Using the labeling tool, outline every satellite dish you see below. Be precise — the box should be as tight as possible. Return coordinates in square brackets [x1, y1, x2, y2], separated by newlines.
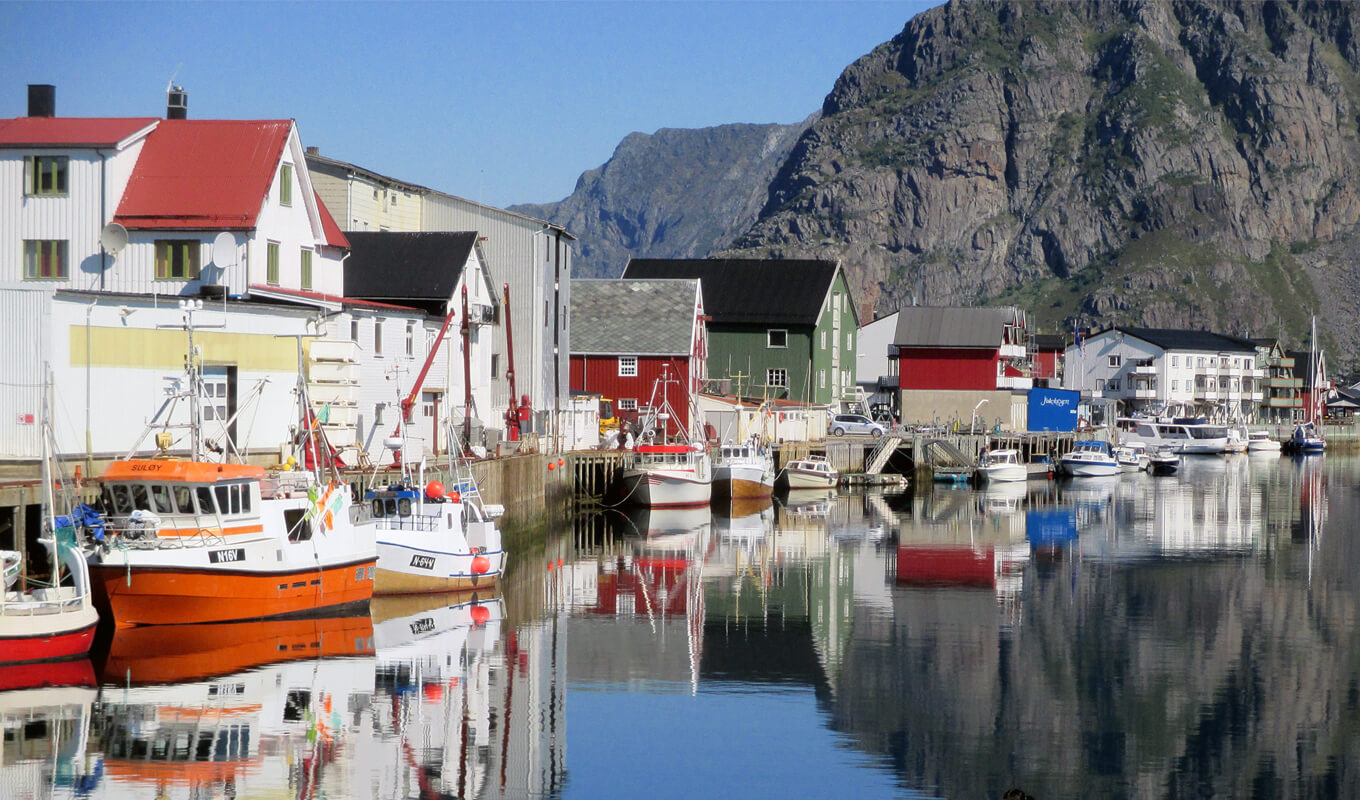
[211, 232, 236, 267]
[100, 222, 128, 255]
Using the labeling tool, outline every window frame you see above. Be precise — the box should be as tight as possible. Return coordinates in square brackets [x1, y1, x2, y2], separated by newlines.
[618, 356, 638, 377]
[279, 163, 293, 206]
[374, 318, 384, 355]
[767, 368, 788, 388]
[618, 398, 638, 411]
[154, 239, 201, 280]
[266, 241, 280, 285]
[22, 239, 68, 280]
[24, 155, 68, 196]
[767, 329, 788, 349]
[299, 248, 312, 290]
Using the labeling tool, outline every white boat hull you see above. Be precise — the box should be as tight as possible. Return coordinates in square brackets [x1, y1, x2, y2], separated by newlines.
[978, 463, 1027, 483]
[618, 469, 713, 507]
[784, 469, 838, 489]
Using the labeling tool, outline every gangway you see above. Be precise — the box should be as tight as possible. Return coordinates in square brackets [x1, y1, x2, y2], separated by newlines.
[924, 438, 975, 482]
[865, 435, 903, 474]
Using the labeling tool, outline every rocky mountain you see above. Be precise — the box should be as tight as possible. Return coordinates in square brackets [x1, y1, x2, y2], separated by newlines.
[510, 120, 811, 279]
[723, 0, 1360, 369]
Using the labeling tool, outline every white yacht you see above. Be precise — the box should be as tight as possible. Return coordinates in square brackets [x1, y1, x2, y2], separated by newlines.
[1060, 441, 1120, 477]
[1246, 430, 1281, 453]
[1117, 417, 1229, 455]
[976, 449, 1027, 483]
[1114, 443, 1149, 472]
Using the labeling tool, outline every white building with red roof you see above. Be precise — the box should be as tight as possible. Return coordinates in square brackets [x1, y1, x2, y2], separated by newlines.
[0, 85, 431, 464]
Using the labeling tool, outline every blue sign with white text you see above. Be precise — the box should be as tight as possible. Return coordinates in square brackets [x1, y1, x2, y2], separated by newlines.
[1027, 387, 1079, 432]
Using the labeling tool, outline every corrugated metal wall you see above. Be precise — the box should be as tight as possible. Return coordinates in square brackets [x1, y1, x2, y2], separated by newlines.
[0, 287, 52, 459]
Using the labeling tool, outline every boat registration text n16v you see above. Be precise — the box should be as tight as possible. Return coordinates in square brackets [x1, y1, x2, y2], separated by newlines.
[209, 548, 247, 564]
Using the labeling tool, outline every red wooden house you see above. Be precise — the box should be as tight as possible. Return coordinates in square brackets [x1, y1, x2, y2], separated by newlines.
[569, 279, 706, 439]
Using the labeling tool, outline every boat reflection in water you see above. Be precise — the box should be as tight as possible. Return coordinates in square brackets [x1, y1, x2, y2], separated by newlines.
[1, 680, 102, 798]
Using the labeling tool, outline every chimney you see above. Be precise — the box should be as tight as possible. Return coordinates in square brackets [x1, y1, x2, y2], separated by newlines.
[167, 85, 188, 119]
[27, 84, 55, 117]
[306, 146, 319, 156]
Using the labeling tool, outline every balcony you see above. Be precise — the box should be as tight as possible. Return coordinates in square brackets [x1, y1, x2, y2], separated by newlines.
[1267, 377, 1302, 388]
[1134, 388, 1158, 399]
[1131, 363, 1158, 376]
[999, 343, 1027, 359]
[997, 375, 1033, 390]
[1194, 388, 1220, 401]
[1265, 396, 1302, 408]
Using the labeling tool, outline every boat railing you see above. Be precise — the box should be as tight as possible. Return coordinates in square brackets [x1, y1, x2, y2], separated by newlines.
[371, 512, 444, 532]
[1, 589, 88, 616]
[100, 516, 229, 550]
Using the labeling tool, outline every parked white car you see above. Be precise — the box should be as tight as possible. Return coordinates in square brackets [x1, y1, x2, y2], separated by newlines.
[829, 414, 885, 437]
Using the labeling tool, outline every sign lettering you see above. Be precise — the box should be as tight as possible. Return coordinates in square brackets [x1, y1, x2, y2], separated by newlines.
[1039, 396, 1072, 408]
[209, 547, 247, 564]
[409, 617, 436, 634]
[410, 554, 436, 570]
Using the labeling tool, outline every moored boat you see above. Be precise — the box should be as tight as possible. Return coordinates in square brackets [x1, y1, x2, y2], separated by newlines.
[1114, 443, 1149, 472]
[976, 449, 1026, 483]
[780, 455, 839, 489]
[617, 444, 714, 507]
[370, 479, 505, 594]
[712, 436, 775, 500]
[1246, 430, 1282, 453]
[1060, 441, 1119, 477]
[1117, 416, 1229, 454]
[1289, 421, 1326, 453]
[1149, 445, 1181, 474]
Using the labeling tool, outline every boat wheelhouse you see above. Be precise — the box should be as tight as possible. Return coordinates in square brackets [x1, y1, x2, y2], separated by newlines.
[89, 460, 376, 626]
[1116, 417, 1228, 454]
[368, 480, 505, 594]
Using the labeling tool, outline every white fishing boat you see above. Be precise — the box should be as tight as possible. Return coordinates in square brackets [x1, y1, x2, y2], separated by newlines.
[712, 436, 775, 499]
[780, 455, 839, 489]
[1114, 443, 1149, 472]
[369, 422, 506, 595]
[1060, 441, 1120, 477]
[1246, 430, 1282, 453]
[1149, 445, 1180, 474]
[86, 301, 376, 626]
[2, 378, 100, 665]
[616, 369, 713, 507]
[976, 449, 1027, 483]
[1117, 416, 1229, 454]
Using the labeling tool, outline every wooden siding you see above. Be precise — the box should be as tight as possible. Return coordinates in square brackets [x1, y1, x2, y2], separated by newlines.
[897, 348, 1001, 391]
[570, 354, 694, 436]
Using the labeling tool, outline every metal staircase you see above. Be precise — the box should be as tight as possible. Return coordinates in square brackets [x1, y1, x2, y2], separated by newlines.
[865, 435, 903, 475]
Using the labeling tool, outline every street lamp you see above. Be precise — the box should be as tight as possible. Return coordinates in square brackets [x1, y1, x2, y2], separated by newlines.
[971, 398, 989, 434]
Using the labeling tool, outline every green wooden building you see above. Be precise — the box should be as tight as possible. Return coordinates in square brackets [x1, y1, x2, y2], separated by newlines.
[622, 258, 860, 406]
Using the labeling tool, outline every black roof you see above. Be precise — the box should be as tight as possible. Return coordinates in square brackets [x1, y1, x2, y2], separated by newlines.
[344, 232, 479, 305]
[1109, 327, 1258, 353]
[622, 258, 839, 326]
[1032, 334, 1066, 350]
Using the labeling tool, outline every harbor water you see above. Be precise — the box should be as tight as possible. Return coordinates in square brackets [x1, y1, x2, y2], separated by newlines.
[5, 454, 1359, 799]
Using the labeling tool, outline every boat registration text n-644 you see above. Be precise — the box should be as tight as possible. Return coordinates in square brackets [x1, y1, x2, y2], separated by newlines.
[209, 548, 247, 564]
[410, 555, 436, 570]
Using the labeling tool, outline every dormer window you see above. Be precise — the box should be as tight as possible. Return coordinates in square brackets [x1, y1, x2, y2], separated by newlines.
[24, 156, 68, 196]
[279, 164, 293, 206]
[155, 240, 200, 280]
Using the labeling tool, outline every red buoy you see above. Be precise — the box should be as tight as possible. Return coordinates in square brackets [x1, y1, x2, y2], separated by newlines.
[449, 491, 461, 503]
[470, 604, 491, 625]
[425, 480, 445, 499]
[471, 555, 491, 574]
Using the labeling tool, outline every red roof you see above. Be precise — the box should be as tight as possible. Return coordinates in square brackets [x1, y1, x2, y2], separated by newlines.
[248, 285, 421, 312]
[0, 117, 158, 147]
[314, 190, 349, 248]
[115, 120, 291, 230]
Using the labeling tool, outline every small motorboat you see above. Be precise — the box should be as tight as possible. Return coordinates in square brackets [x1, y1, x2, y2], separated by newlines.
[1149, 445, 1180, 474]
[1114, 443, 1149, 472]
[1289, 422, 1325, 453]
[976, 449, 1027, 483]
[1060, 441, 1119, 477]
[780, 456, 839, 489]
[1246, 430, 1281, 453]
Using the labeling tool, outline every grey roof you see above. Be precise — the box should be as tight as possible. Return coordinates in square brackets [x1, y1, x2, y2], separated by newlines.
[1113, 327, 1258, 353]
[570, 279, 699, 355]
[892, 306, 1024, 348]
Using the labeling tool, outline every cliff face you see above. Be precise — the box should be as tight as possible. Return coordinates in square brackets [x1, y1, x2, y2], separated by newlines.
[511, 120, 810, 279]
[723, 0, 1360, 366]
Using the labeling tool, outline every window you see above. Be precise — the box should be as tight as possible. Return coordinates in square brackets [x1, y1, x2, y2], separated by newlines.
[1172, 380, 1179, 391]
[279, 164, 293, 206]
[821, 331, 827, 350]
[1108, 355, 1122, 368]
[266, 242, 280, 285]
[767, 368, 788, 388]
[491, 353, 499, 378]
[1197, 357, 1206, 368]
[405, 321, 415, 357]
[819, 370, 826, 389]
[374, 318, 384, 355]
[300, 249, 312, 290]
[155, 240, 200, 280]
[375, 404, 385, 425]
[768, 329, 788, 349]
[619, 398, 637, 411]
[1108, 379, 1121, 391]
[24, 155, 68, 195]
[23, 239, 67, 279]
[350, 318, 360, 342]
[1171, 355, 1178, 367]
[618, 356, 637, 377]
[1095, 379, 1105, 392]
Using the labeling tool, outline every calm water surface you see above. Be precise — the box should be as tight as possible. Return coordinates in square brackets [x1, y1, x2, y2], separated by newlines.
[6, 454, 1360, 799]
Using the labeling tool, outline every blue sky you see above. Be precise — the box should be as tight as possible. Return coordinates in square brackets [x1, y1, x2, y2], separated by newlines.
[2, 1, 935, 209]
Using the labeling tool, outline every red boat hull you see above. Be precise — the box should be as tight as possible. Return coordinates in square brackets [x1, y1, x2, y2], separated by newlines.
[0, 620, 99, 665]
[0, 658, 96, 691]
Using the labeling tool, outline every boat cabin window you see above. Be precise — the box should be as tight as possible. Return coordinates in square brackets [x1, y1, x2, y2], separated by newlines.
[213, 483, 254, 517]
[197, 487, 216, 515]
[1136, 424, 1155, 436]
[371, 497, 412, 518]
[109, 484, 132, 515]
[173, 485, 195, 514]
